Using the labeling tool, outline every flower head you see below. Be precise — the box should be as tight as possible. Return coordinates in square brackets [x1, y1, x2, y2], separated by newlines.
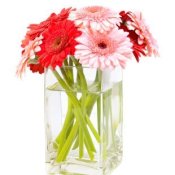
[120, 11, 159, 60]
[38, 20, 81, 68]
[69, 6, 121, 33]
[75, 29, 133, 69]
[130, 12, 159, 57]
[119, 11, 147, 61]
[17, 35, 43, 77]
[22, 8, 73, 48]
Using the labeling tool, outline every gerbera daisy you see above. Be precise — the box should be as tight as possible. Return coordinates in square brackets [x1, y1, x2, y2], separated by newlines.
[17, 35, 43, 77]
[38, 20, 81, 68]
[69, 6, 121, 33]
[119, 11, 147, 62]
[22, 8, 73, 48]
[128, 12, 159, 57]
[75, 29, 133, 70]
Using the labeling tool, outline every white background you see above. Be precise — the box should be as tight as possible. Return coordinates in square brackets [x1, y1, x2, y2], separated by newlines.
[0, 0, 175, 175]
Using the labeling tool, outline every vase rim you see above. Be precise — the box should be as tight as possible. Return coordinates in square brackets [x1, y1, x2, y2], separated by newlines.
[45, 66, 122, 71]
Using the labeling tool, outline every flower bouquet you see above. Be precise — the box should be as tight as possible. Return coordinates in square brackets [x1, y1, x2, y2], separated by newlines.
[17, 6, 158, 175]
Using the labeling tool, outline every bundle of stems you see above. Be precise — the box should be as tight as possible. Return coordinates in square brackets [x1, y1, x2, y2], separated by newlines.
[48, 56, 102, 162]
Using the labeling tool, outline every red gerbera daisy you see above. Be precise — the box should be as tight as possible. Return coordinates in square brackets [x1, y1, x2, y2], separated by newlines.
[22, 8, 73, 48]
[38, 20, 81, 68]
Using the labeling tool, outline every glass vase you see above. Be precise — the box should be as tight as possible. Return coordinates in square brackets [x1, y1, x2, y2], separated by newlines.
[44, 60, 123, 175]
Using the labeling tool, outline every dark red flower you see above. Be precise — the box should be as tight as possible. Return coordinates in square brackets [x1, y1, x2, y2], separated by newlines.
[22, 8, 73, 48]
[37, 20, 81, 68]
[119, 11, 147, 62]
[29, 63, 44, 74]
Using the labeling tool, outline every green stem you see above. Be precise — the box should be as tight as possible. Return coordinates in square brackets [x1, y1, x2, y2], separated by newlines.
[114, 81, 123, 132]
[85, 94, 99, 116]
[66, 117, 74, 139]
[72, 135, 79, 150]
[79, 92, 86, 158]
[86, 115, 100, 143]
[73, 109, 96, 153]
[97, 96, 101, 135]
[54, 98, 73, 148]
[103, 90, 108, 144]
[60, 67, 72, 87]
[108, 89, 115, 146]
[70, 56, 88, 91]
[84, 137, 94, 160]
[68, 58, 74, 83]
[56, 122, 79, 162]
[64, 58, 74, 85]
[79, 127, 84, 158]
[96, 70, 102, 135]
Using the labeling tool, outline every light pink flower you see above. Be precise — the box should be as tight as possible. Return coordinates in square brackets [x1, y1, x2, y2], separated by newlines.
[16, 35, 43, 77]
[128, 12, 159, 57]
[69, 6, 121, 33]
[75, 29, 133, 70]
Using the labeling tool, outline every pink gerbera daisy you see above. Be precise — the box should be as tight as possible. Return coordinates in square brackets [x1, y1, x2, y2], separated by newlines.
[75, 29, 133, 70]
[128, 12, 159, 57]
[16, 35, 43, 77]
[69, 6, 121, 33]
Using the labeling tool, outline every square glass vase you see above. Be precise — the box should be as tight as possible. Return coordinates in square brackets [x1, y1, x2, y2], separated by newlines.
[44, 66, 123, 175]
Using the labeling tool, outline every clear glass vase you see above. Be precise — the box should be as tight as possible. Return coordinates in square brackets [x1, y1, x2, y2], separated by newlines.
[44, 61, 123, 175]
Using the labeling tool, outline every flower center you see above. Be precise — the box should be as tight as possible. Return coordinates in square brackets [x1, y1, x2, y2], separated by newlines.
[88, 8, 98, 13]
[54, 38, 61, 48]
[86, 6, 102, 14]
[45, 31, 68, 54]
[98, 42, 107, 49]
